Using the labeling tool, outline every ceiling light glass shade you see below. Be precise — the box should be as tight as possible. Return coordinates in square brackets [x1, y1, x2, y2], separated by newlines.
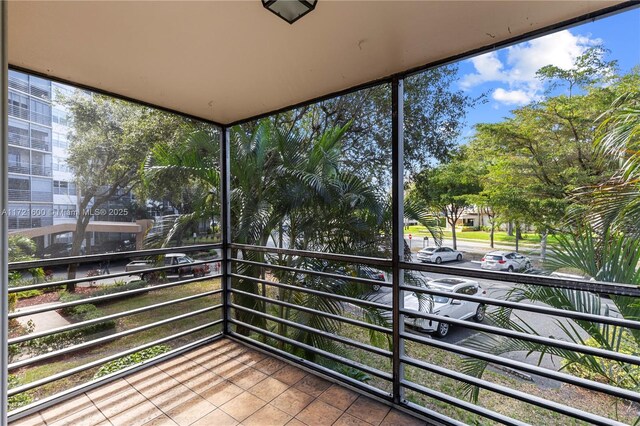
[262, 0, 317, 24]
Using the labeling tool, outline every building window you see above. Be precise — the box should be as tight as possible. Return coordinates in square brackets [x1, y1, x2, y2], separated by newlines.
[30, 99, 51, 126]
[8, 177, 30, 201]
[31, 125, 52, 151]
[8, 70, 29, 93]
[32, 178, 53, 202]
[8, 119, 30, 147]
[8, 91, 29, 120]
[29, 76, 51, 101]
[52, 108, 68, 126]
[52, 131, 68, 148]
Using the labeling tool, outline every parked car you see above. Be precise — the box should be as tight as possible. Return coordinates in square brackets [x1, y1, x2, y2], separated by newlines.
[416, 246, 463, 264]
[481, 251, 531, 272]
[39, 242, 73, 259]
[404, 278, 486, 337]
[126, 253, 210, 279]
[356, 266, 387, 291]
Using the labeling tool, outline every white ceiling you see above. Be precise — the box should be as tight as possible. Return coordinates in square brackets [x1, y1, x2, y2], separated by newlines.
[8, 1, 626, 125]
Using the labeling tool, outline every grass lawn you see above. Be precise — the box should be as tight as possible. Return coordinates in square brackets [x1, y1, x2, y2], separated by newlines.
[339, 321, 636, 425]
[10, 278, 222, 411]
[405, 226, 561, 246]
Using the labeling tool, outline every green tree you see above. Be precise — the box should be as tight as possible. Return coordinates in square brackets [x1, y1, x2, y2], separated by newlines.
[247, 65, 480, 185]
[467, 48, 626, 252]
[409, 153, 481, 250]
[62, 92, 192, 288]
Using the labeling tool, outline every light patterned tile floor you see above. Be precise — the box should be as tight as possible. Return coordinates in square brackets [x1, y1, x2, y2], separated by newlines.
[9, 339, 428, 426]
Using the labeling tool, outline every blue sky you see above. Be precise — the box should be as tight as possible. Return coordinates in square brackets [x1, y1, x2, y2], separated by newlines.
[456, 6, 640, 142]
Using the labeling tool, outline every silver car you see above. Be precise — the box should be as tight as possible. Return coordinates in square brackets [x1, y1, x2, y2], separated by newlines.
[416, 246, 463, 264]
[404, 278, 486, 337]
[481, 251, 531, 272]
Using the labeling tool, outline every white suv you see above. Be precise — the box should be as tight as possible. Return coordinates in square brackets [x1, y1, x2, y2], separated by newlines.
[403, 278, 486, 338]
[481, 251, 531, 272]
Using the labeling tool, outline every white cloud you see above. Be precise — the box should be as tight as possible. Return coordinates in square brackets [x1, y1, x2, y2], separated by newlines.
[459, 30, 601, 106]
[459, 52, 505, 90]
[492, 88, 534, 106]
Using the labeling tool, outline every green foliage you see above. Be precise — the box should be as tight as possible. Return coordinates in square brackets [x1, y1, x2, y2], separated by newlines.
[8, 293, 17, 312]
[8, 235, 37, 262]
[89, 280, 148, 299]
[563, 330, 640, 390]
[94, 345, 171, 378]
[58, 292, 116, 330]
[408, 150, 481, 249]
[8, 375, 33, 411]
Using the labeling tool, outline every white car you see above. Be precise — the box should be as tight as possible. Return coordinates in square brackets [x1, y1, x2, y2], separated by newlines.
[404, 278, 486, 337]
[481, 251, 531, 272]
[416, 247, 463, 264]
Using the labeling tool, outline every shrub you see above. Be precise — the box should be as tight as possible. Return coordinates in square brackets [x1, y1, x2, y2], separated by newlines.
[94, 345, 172, 378]
[563, 330, 640, 390]
[8, 293, 17, 312]
[8, 375, 33, 411]
[90, 280, 147, 299]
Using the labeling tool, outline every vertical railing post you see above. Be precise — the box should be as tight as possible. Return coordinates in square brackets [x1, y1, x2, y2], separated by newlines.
[220, 126, 232, 335]
[1, 1, 8, 423]
[391, 78, 405, 405]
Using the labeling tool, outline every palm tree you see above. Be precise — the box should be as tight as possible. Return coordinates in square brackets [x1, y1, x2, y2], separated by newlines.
[459, 87, 640, 419]
[144, 118, 442, 378]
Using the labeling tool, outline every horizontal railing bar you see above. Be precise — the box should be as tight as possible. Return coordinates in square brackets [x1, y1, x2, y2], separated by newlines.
[9, 305, 222, 370]
[229, 333, 393, 401]
[9, 289, 223, 345]
[401, 307, 640, 368]
[232, 258, 393, 288]
[9, 261, 221, 294]
[401, 284, 640, 331]
[8, 333, 224, 421]
[230, 243, 392, 268]
[401, 356, 626, 426]
[9, 243, 222, 271]
[229, 319, 393, 381]
[230, 288, 391, 334]
[9, 274, 219, 319]
[231, 272, 391, 310]
[230, 303, 392, 358]
[8, 320, 223, 396]
[401, 261, 640, 296]
[400, 331, 640, 403]
[400, 379, 526, 426]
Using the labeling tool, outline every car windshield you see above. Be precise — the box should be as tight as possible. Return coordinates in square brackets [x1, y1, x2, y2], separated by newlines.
[421, 249, 435, 253]
[485, 255, 502, 261]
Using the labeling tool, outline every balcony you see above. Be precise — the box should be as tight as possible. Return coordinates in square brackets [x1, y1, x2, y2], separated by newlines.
[10, 338, 423, 426]
[4, 2, 640, 426]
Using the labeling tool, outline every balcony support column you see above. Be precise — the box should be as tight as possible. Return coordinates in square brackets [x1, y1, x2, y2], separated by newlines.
[391, 77, 405, 405]
[220, 126, 232, 335]
[1, 1, 8, 423]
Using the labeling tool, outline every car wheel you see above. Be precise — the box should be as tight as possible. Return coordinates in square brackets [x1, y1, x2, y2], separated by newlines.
[474, 304, 486, 322]
[435, 257, 442, 264]
[141, 273, 148, 282]
[525, 261, 532, 271]
[435, 321, 450, 338]
[456, 254, 462, 261]
[372, 284, 381, 292]
[507, 265, 514, 272]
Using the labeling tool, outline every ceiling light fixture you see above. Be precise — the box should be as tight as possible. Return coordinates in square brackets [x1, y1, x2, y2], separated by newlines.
[262, 0, 317, 24]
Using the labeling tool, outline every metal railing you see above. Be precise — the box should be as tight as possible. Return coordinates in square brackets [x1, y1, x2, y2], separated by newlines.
[7, 244, 223, 419]
[6, 239, 640, 425]
[223, 244, 640, 426]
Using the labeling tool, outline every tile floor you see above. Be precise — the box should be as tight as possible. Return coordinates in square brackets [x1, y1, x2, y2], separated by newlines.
[10, 339, 428, 426]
